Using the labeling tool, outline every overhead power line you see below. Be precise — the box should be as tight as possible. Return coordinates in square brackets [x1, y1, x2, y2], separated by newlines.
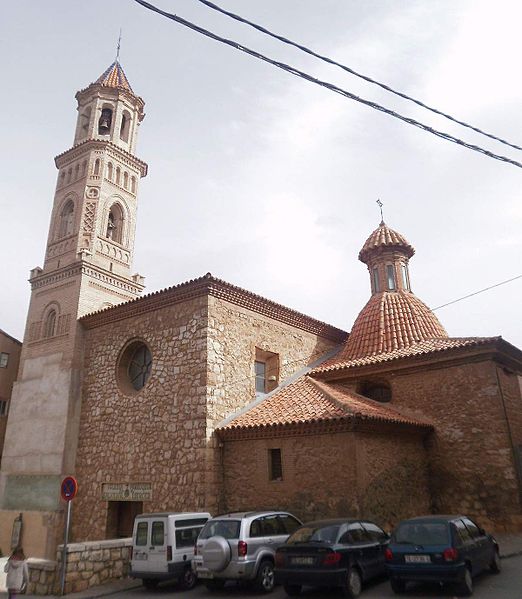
[194, 0, 522, 154]
[133, 0, 522, 170]
[432, 274, 522, 311]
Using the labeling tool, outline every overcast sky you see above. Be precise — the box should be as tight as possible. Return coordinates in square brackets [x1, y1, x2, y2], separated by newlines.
[1, 0, 521, 349]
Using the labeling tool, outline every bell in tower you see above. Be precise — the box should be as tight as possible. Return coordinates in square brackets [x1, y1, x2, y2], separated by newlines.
[98, 108, 113, 135]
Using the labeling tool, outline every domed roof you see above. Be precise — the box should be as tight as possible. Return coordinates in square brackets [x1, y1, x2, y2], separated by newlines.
[359, 221, 415, 264]
[95, 60, 133, 93]
[337, 291, 447, 361]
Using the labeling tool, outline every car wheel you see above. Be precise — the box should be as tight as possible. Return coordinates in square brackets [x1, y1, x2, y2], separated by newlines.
[341, 567, 362, 598]
[255, 560, 275, 593]
[142, 578, 159, 590]
[390, 578, 406, 594]
[180, 567, 197, 590]
[458, 568, 473, 596]
[490, 550, 502, 574]
[205, 579, 226, 591]
[284, 583, 302, 596]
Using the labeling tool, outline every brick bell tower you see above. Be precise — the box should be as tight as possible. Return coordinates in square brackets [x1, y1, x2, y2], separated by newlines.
[0, 60, 147, 558]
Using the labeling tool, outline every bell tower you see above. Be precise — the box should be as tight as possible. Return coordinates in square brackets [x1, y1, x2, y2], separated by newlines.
[0, 61, 148, 558]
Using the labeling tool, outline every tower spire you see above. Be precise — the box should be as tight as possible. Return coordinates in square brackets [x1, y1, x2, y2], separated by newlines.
[376, 198, 384, 224]
[116, 28, 122, 61]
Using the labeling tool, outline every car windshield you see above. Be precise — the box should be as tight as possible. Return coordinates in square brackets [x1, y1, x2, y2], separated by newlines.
[287, 524, 341, 545]
[393, 522, 449, 545]
[199, 520, 241, 540]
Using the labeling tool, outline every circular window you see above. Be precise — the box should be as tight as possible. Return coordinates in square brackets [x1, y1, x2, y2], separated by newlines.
[359, 382, 392, 403]
[117, 340, 153, 394]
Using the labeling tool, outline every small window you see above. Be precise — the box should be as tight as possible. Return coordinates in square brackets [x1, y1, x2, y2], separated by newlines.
[43, 310, 57, 339]
[131, 176, 136, 194]
[117, 340, 153, 395]
[255, 360, 266, 394]
[107, 162, 113, 180]
[454, 520, 472, 544]
[277, 515, 301, 535]
[0, 400, 8, 416]
[359, 382, 392, 403]
[136, 521, 148, 546]
[115, 166, 121, 186]
[94, 159, 101, 176]
[401, 263, 411, 291]
[269, 448, 283, 481]
[372, 267, 380, 293]
[120, 112, 131, 143]
[151, 521, 164, 546]
[386, 264, 396, 290]
[123, 171, 129, 189]
[0, 353, 9, 368]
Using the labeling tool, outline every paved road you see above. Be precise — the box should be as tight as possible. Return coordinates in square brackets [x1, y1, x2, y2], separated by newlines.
[113, 554, 522, 599]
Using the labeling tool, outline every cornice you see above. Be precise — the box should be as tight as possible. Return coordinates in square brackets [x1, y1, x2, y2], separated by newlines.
[80, 273, 348, 343]
[54, 140, 148, 177]
[216, 414, 431, 441]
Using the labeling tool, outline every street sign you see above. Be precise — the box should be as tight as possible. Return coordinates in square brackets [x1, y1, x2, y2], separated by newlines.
[60, 476, 78, 502]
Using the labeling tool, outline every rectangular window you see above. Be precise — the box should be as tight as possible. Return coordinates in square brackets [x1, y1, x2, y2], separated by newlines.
[151, 521, 165, 546]
[269, 448, 283, 481]
[372, 268, 380, 292]
[401, 264, 411, 291]
[0, 353, 8, 368]
[255, 360, 266, 394]
[136, 521, 148, 546]
[0, 400, 8, 416]
[386, 265, 396, 290]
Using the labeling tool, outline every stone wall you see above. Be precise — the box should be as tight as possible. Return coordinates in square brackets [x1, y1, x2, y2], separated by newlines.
[387, 358, 522, 530]
[25, 538, 131, 595]
[222, 428, 429, 528]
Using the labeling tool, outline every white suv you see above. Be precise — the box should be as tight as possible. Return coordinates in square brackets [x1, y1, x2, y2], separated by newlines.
[192, 511, 302, 592]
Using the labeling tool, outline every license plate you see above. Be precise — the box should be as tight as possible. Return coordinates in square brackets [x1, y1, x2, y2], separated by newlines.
[291, 556, 315, 565]
[197, 570, 214, 579]
[133, 553, 148, 560]
[405, 555, 431, 563]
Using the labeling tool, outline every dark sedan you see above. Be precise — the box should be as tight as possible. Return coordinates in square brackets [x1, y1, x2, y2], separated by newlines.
[385, 515, 501, 596]
[274, 518, 389, 597]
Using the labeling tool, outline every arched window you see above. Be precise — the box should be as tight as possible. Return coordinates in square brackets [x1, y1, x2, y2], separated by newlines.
[123, 171, 129, 189]
[81, 160, 87, 176]
[107, 162, 113, 180]
[94, 158, 101, 176]
[372, 267, 380, 293]
[43, 310, 57, 339]
[120, 111, 131, 143]
[386, 264, 396, 291]
[131, 176, 136, 194]
[115, 166, 121, 186]
[67, 168, 72, 183]
[106, 203, 124, 244]
[75, 164, 80, 180]
[58, 200, 75, 238]
[80, 106, 91, 138]
[401, 263, 411, 291]
[98, 108, 112, 135]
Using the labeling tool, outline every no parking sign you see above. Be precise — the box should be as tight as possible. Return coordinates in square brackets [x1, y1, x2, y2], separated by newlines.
[60, 476, 78, 502]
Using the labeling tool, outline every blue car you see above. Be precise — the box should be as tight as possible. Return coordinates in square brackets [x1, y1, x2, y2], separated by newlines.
[385, 515, 500, 596]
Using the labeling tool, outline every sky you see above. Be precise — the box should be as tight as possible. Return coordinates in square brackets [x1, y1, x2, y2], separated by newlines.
[1, 0, 521, 349]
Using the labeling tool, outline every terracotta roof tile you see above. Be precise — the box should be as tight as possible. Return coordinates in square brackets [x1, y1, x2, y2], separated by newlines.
[337, 291, 447, 361]
[218, 376, 432, 433]
[96, 61, 133, 93]
[359, 222, 415, 263]
[312, 336, 500, 374]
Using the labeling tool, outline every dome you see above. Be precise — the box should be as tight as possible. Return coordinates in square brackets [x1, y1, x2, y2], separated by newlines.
[338, 291, 448, 361]
[359, 221, 414, 264]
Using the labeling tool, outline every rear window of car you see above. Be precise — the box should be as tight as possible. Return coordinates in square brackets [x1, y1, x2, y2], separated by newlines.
[199, 519, 241, 539]
[393, 522, 449, 545]
[175, 526, 204, 548]
[287, 524, 342, 545]
[151, 521, 165, 545]
[136, 521, 148, 546]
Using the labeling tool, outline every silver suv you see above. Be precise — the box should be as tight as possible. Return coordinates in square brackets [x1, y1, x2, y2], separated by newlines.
[192, 511, 302, 592]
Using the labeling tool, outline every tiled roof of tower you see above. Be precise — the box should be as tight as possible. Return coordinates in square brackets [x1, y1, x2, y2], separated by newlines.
[96, 61, 133, 93]
[312, 336, 500, 374]
[359, 221, 415, 263]
[335, 291, 448, 361]
[218, 376, 432, 436]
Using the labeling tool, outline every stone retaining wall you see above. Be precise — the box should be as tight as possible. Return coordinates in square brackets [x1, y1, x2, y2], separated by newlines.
[26, 537, 131, 595]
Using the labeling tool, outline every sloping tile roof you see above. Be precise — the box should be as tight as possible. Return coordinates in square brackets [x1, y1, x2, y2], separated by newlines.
[96, 61, 133, 92]
[359, 221, 415, 263]
[218, 376, 432, 435]
[337, 291, 447, 361]
[312, 336, 500, 374]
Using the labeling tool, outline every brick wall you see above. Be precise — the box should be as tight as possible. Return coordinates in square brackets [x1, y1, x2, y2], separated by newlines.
[222, 428, 429, 528]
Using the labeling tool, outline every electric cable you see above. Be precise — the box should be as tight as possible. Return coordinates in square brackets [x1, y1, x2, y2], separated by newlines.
[133, 0, 522, 170]
[194, 0, 522, 154]
[432, 274, 521, 310]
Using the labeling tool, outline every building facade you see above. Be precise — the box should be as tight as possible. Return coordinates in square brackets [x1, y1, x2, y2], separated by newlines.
[1, 61, 521, 564]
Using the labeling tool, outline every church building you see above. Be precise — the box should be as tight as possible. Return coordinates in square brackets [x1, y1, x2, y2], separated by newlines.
[1, 60, 521, 562]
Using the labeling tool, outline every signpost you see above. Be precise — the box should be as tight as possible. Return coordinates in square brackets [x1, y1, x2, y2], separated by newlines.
[60, 476, 78, 596]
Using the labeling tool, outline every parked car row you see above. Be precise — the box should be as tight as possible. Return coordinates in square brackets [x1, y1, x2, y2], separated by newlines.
[129, 510, 501, 597]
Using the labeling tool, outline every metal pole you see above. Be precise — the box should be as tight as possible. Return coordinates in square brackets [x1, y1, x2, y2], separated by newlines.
[60, 501, 72, 596]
